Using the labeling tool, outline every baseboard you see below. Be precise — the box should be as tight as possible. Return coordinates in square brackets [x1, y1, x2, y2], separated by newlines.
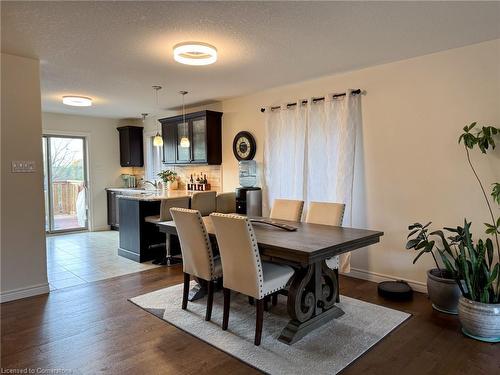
[344, 267, 427, 294]
[0, 283, 50, 303]
[91, 226, 111, 232]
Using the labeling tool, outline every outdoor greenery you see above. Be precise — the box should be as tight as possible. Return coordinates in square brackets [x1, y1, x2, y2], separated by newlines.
[157, 169, 177, 184]
[406, 123, 500, 304]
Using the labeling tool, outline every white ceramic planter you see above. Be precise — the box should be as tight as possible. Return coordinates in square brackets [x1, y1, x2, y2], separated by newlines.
[458, 296, 500, 342]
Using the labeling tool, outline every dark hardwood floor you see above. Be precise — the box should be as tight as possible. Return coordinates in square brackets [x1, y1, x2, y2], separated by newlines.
[1, 267, 499, 374]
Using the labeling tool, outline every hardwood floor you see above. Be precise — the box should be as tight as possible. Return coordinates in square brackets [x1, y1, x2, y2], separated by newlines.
[1, 267, 498, 374]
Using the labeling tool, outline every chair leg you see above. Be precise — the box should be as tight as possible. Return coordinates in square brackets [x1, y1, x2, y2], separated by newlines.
[248, 296, 255, 305]
[334, 268, 340, 303]
[205, 280, 214, 321]
[264, 295, 269, 311]
[255, 298, 264, 346]
[182, 273, 190, 310]
[222, 288, 230, 330]
[272, 293, 278, 306]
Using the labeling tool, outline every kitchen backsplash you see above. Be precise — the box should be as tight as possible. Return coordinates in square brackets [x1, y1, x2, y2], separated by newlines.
[170, 165, 222, 192]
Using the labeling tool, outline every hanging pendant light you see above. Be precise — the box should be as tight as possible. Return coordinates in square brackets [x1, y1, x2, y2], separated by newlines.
[152, 86, 164, 147]
[179, 91, 190, 148]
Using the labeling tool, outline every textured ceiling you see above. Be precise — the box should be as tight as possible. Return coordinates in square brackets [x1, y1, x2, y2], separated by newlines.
[2, 1, 499, 118]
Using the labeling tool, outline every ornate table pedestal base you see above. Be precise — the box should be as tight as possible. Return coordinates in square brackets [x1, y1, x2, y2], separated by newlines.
[279, 260, 344, 344]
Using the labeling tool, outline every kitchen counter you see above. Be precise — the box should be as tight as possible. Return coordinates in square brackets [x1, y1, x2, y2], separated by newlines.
[117, 190, 216, 201]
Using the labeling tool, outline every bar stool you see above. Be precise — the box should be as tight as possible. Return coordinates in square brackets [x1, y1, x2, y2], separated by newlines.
[216, 192, 236, 213]
[191, 191, 217, 216]
[145, 196, 190, 265]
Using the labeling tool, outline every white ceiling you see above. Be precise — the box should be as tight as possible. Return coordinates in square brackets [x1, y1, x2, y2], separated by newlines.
[2, 1, 499, 119]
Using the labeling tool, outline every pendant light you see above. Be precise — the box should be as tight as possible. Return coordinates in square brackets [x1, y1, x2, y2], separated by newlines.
[179, 91, 190, 148]
[152, 85, 164, 147]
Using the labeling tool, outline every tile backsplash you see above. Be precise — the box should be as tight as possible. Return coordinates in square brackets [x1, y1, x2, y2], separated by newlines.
[169, 165, 222, 192]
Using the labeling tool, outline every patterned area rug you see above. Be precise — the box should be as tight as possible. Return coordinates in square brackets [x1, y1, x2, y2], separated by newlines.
[130, 282, 410, 375]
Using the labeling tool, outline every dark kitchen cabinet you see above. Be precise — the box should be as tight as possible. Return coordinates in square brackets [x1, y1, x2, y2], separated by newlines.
[159, 110, 222, 165]
[107, 190, 120, 230]
[117, 126, 144, 167]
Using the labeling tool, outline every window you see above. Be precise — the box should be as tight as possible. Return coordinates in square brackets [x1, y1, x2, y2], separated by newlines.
[144, 134, 163, 181]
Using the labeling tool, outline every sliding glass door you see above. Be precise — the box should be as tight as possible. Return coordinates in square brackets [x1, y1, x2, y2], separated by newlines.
[43, 135, 88, 233]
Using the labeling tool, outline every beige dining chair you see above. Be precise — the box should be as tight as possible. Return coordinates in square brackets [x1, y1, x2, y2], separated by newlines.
[305, 201, 346, 302]
[210, 213, 294, 346]
[191, 191, 217, 216]
[216, 192, 236, 213]
[170, 208, 223, 321]
[144, 196, 191, 265]
[269, 199, 304, 222]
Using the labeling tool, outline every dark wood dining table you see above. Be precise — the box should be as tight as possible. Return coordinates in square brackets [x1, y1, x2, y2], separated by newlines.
[156, 216, 383, 344]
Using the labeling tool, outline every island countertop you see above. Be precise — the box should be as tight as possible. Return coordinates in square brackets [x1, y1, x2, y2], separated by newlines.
[117, 189, 217, 201]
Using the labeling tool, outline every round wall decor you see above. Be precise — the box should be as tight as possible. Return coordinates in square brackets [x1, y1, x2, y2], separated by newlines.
[233, 131, 256, 161]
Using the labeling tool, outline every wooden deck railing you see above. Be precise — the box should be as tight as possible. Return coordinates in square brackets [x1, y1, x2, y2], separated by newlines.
[52, 180, 82, 215]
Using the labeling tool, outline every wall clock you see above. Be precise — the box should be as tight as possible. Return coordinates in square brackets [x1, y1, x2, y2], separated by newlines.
[232, 131, 256, 161]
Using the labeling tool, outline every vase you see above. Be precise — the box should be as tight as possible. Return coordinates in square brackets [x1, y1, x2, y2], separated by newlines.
[426, 269, 461, 314]
[458, 296, 500, 342]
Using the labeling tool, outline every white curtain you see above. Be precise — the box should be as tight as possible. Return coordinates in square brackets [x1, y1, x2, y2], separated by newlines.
[263, 102, 308, 213]
[264, 90, 361, 272]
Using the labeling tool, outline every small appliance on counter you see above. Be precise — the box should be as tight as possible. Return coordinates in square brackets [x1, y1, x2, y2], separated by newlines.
[235, 160, 262, 216]
[121, 174, 137, 188]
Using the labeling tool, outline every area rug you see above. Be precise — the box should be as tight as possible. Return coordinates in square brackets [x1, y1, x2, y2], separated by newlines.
[130, 282, 410, 375]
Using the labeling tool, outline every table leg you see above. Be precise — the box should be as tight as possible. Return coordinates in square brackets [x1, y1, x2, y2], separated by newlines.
[278, 260, 344, 345]
[188, 278, 208, 301]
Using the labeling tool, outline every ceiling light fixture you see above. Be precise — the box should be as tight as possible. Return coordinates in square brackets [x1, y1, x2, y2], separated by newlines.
[179, 91, 190, 148]
[62, 96, 92, 107]
[151, 86, 164, 147]
[173, 42, 217, 66]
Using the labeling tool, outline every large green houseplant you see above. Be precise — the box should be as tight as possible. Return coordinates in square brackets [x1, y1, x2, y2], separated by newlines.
[407, 123, 500, 341]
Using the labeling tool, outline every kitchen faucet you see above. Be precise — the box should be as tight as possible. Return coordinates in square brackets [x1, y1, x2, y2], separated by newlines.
[143, 180, 158, 189]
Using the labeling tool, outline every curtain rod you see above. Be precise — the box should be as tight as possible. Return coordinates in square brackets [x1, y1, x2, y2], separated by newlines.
[260, 89, 362, 113]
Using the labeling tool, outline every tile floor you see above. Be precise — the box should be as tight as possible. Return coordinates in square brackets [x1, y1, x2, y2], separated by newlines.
[46, 231, 159, 290]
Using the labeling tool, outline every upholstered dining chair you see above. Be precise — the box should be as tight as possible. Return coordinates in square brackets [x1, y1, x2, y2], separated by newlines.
[144, 196, 191, 265]
[191, 191, 217, 216]
[304, 201, 346, 302]
[216, 192, 236, 213]
[210, 213, 294, 346]
[269, 199, 304, 222]
[170, 208, 222, 321]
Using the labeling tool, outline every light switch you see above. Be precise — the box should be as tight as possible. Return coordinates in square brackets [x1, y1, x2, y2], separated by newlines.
[11, 160, 36, 173]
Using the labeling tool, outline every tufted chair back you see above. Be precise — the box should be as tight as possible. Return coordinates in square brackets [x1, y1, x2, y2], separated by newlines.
[305, 201, 345, 227]
[170, 208, 216, 281]
[210, 213, 264, 299]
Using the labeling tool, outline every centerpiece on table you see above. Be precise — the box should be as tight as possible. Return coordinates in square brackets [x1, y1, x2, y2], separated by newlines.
[157, 169, 178, 191]
[406, 122, 499, 342]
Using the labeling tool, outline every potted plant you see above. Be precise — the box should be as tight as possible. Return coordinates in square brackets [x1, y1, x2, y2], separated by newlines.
[407, 123, 500, 341]
[157, 169, 178, 191]
[406, 222, 462, 314]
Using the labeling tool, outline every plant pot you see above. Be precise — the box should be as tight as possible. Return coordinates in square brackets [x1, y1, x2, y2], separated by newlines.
[458, 296, 500, 342]
[426, 269, 461, 314]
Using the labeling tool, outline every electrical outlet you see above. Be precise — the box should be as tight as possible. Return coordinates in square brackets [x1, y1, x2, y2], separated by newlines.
[11, 160, 36, 173]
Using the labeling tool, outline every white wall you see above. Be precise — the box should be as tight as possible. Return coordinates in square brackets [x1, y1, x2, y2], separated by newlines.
[1, 53, 49, 302]
[42, 112, 123, 230]
[216, 40, 500, 289]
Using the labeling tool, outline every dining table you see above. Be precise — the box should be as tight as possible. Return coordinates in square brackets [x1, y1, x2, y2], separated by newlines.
[156, 216, 383, 344]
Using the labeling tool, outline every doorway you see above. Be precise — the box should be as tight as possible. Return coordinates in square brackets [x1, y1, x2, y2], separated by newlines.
[43, 135, 89, 233]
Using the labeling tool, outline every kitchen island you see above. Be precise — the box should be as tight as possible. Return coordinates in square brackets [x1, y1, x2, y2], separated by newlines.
[116, 190, 194, 262]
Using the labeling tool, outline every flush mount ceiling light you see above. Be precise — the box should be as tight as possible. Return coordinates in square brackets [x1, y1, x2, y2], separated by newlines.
[62, 96, 92, 107]
[173, 42, 217, 66]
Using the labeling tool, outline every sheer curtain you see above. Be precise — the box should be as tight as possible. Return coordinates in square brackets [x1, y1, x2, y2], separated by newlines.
[264, 90, 361, 272]
[263, 102, 308, 213]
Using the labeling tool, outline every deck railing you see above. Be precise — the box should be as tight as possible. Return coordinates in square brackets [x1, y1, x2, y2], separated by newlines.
[52, 180, 82, 215]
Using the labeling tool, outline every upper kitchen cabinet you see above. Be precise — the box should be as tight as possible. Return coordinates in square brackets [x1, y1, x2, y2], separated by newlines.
[117, 126, 144, 167]
[159, 110, 222, 165]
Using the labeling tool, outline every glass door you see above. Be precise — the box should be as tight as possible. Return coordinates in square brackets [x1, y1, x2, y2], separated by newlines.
[43, 135, 88, 233]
